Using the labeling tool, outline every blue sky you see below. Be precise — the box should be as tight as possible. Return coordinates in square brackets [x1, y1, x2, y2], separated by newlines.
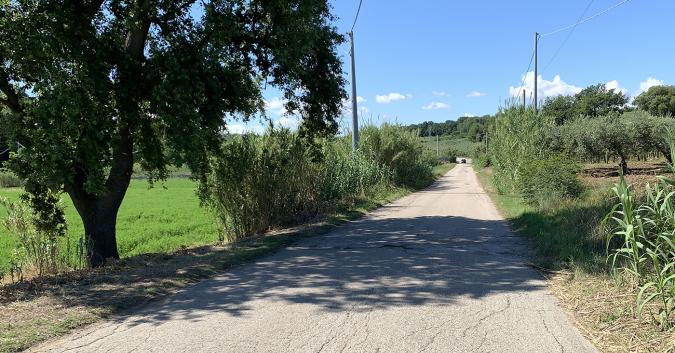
[235, 0, 675, 132]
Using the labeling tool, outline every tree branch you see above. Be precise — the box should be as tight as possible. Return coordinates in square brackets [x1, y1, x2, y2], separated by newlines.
[0, 68, 23, 115]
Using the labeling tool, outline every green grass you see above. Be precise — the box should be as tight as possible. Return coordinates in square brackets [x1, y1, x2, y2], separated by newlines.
[0, 165, 457, 353]
[421, 136, 478, 157]
[475, 166, 610, 272]
[0, 179, 220, 274]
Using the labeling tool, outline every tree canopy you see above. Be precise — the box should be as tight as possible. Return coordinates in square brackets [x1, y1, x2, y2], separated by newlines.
[634, 85, 675, 117]
[540, 83, 630, 124]
[0, 0, 346, 266]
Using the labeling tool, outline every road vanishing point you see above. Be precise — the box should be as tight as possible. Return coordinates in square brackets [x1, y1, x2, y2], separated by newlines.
[33, 164, 597, 353]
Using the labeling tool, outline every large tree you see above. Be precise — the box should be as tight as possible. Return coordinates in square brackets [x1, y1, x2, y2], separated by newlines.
[0, 0, 346, 266]
[573, 83, 629, 118]
[634, 85, 675, 117]
[541, 95, 575, 125]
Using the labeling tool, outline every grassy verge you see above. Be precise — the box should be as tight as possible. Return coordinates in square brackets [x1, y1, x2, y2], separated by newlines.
[0, 163, 455, 353]
[474, 165, 675, 353]
[0, 178, 221, 274]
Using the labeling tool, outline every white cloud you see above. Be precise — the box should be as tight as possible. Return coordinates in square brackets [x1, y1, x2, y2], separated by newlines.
[462, 113, 476, 117]
[433, 91, 448, 97]
[422, 102, 450, 110]
[637, 77, 664, 96]
[605, 80, 628, 95]
[376, 92, 411, 104]
[264, 97, 287, 115]
[466, 91, 486, 98]
[509, 71, 582, 100]
[275, 116, 299, 129]
[341, 97, 368, 115]
[227, 124, 265, 135]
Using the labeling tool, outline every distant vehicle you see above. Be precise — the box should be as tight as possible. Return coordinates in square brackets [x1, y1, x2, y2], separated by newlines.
[461, 159, 466, 164]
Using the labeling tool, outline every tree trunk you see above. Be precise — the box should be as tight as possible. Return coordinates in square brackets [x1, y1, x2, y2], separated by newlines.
[619, 155, 630, 175]
[79, 202, 121, 267]
[66, 128, 133, 267]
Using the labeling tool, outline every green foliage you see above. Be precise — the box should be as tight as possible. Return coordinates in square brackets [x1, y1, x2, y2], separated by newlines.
[541, 95, 576, 125]
[360, 123, 435, 189]
[541, 83, 630, 124]
[605, 175, 675, 327]
[0, 0, 346, 264]
[201, 125, 436, 242]
[561, 112, 675, 169]
[446, 148, 459, 163]
[0, 169, 23, 188]
[574, 84, 629, 118]
[634, 85, 675, 117]
[489, 106, 555, 193]
[406, 120, 457, 137]
[518, 155, 583, 209]
[0, 196, 66, 278]
[0, 179, 221, 276]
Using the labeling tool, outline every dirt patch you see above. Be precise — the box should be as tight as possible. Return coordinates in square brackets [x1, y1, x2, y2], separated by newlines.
[580, 161, 669, 178]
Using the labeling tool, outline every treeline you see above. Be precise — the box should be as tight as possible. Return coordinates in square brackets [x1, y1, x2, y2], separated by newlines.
[405, 115, 493, 141]
[539, 84, 675, 173]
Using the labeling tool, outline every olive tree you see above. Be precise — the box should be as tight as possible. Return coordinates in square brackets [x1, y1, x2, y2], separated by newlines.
[0, 0, 346, 266]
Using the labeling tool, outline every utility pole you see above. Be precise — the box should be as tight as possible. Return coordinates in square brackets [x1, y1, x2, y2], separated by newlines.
[534, 32, 539, 113]
[349, 31, 359, 152]
[522, 89, 526, 109]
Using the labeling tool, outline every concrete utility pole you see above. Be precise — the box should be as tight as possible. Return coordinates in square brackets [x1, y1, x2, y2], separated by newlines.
[522, 89, 526, 108]
[534, 32, 539, 113]
[349, 31, 359, 152]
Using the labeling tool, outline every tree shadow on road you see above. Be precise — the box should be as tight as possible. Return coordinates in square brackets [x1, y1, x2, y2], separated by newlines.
[122, 213, 544, 326]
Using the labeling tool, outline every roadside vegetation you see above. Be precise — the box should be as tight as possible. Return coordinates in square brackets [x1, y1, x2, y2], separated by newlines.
[475, 84, 675, 352]
[0, 122, 453, 352]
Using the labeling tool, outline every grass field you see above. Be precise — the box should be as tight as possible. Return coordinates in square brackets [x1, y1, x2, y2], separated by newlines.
[420, 136, 478, 157]
[0, 179, 220, 274]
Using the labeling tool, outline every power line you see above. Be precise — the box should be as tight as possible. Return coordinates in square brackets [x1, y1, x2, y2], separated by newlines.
[350, 0, 364, 32]
[543, 0, 596, 71]
[518, 49, 535, 92]
[541, 0, 632, 37]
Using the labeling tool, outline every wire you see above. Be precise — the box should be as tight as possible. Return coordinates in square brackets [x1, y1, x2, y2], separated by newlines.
[541, 0, 632, 37]
[518, 49, 535, 94]
[543, 0, 596, 71]
[350, 0, 364, 32]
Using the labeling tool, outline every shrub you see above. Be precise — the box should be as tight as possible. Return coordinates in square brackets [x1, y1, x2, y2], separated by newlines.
[201, 124, 436, 242]
[446, 148, 459, 163]
[518, 155, 583, 209]
[200, 129, 321, 241]
[360, 123, 435, 189]
[489, 106, 555, 194]
[0, 197, 66, 277]
[0, 169, 24, 188]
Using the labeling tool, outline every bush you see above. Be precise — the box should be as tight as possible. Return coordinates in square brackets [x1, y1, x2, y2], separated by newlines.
[490, 106, 555, 194]
[446, 148, 459, 163]
[0, 169, 24, 188]
[0, 197, 66, 278]
[201, 124, 436, 242]
[360, 123, 435, 189]
[518, 155, 583, 209]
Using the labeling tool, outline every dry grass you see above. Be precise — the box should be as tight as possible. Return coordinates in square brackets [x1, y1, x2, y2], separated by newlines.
[548, 271, 675, 353]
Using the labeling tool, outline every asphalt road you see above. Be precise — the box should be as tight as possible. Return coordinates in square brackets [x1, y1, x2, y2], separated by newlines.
[33, 164, 597, 353]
